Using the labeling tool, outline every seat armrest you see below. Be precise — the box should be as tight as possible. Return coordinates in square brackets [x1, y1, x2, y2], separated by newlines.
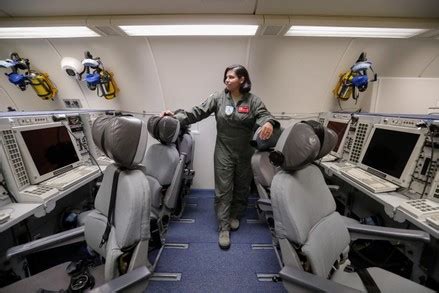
[256, 198, 272, 212]
[346, 222, 430, 243]
[7, 226, 85, 259]
[279, 265, 362, 293]
[90, 265, 151, 293]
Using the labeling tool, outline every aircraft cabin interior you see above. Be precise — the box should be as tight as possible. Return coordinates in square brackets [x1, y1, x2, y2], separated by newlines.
[1, 0, 439, 292]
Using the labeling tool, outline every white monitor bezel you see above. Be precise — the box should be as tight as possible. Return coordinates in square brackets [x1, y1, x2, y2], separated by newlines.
[324, 118, 351, 158]
[358, 124, 426, 188]
[13, 122, 83, 185]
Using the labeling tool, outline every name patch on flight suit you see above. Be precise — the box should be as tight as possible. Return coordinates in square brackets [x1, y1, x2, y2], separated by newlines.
[238, 105, 250, 114]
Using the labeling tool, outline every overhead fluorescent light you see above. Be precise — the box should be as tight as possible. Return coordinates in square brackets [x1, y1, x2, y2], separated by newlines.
[0, 26, 100, 38]
[119, 25, 258, 36]
[285, 26, 428, 38]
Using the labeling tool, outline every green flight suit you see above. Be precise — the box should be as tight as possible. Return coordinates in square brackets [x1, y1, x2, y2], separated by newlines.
[175, 90, 276, 231]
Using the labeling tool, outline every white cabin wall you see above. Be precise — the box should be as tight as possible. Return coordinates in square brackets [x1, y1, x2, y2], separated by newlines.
[371, 77, 439, 114]
[50, 37, 165, 112]
[0, 36, 439, 188]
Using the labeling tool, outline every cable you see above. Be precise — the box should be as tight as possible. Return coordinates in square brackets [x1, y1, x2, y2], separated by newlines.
[62, 121, 104, 177]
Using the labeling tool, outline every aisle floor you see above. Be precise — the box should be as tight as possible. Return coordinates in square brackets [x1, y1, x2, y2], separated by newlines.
[146, 189, 285, 292]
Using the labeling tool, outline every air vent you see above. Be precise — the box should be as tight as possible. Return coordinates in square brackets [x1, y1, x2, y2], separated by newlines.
[349, 122, 369, 163]
[94, 25, 122, 36]
[262, 25, 284, 36]
[1, 130, 29, 188]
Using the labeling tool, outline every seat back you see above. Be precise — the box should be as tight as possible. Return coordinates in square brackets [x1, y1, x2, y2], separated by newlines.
[251, 152, 276, 199]
[86, 115, 151, 281]
[174, 109, 195, 171]
[177, 132, 195, 170]
[250, 126, 282, 199]
[144, 115, 185, 215]
[271, 122, 351, 279]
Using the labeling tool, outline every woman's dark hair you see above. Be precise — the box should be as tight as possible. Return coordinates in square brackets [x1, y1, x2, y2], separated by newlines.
[223, 64, 252, 94]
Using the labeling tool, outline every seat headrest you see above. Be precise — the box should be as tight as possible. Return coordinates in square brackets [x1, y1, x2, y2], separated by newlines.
[269, 121, 337, 171]
[250, 126, 283, 151]
[92, 115, 148, 168]
[316, 124, 338, 160]
[301, 120, 338, 160]
[147, 115, 180, 145]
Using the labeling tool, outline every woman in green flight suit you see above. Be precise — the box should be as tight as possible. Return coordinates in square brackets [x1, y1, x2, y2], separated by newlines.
[162, 64, 278, 249]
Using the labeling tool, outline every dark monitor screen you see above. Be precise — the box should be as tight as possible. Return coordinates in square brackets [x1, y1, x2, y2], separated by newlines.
[361, 128, 420, 179]
[326, 121, 348, 153]
[20, 126, 80, 176]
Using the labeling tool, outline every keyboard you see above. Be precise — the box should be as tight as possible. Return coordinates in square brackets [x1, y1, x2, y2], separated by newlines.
[325, 161, 356, 172]
[426, 213, 439, 230]
[320, 154, 337, 162]
[41, 165, 100, 191]
[399, 199, 439, 219]
[20, 185, 59, 202]
[340, 168, 398, 193]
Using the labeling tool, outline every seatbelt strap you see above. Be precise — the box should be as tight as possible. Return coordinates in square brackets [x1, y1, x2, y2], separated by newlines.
[100, 168, 121, 248]
[357, 268, 381, 293]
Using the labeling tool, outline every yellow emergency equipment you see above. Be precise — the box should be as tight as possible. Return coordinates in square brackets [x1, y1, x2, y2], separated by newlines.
[333, 71, 353, 101]
[98, 71, 118, 100]
[333, 52, 377, 103]
[0, 52, 58, 101]
[29, 72, 58, 100]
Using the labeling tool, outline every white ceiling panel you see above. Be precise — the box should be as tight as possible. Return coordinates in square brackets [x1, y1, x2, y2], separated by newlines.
[0, 0, 256, 17]
[256, 0, 439, 18]
[0, 0, 437, 22]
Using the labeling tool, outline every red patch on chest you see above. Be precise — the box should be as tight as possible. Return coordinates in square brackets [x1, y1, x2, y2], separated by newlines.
[237, 105, 249, 113]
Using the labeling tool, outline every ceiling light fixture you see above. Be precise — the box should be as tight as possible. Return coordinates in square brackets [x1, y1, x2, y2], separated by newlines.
[0, 26, 100, 39]
[285, 26, 428, 38]
[118, 25, 259, 36]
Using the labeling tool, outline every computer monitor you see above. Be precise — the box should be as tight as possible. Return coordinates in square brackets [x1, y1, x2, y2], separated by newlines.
[358, 124, 425, 188]
[325, 119, 350, 158]
[13, 122, 82, 184]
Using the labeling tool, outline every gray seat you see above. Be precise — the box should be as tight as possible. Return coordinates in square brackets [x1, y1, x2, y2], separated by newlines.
[177, 131, 195, 171]
[250, 126, 282, 228]
[270, 122, 433, 293]
[251, 151, 277, 201]
[3, 115, 152, 292]
[143, 115, 185, 244]
[175, 129, 196, 217]
[250, 126, 282, 201]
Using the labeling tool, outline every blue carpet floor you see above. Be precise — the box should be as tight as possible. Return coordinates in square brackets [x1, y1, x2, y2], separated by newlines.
[146, 189, 286, 292]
